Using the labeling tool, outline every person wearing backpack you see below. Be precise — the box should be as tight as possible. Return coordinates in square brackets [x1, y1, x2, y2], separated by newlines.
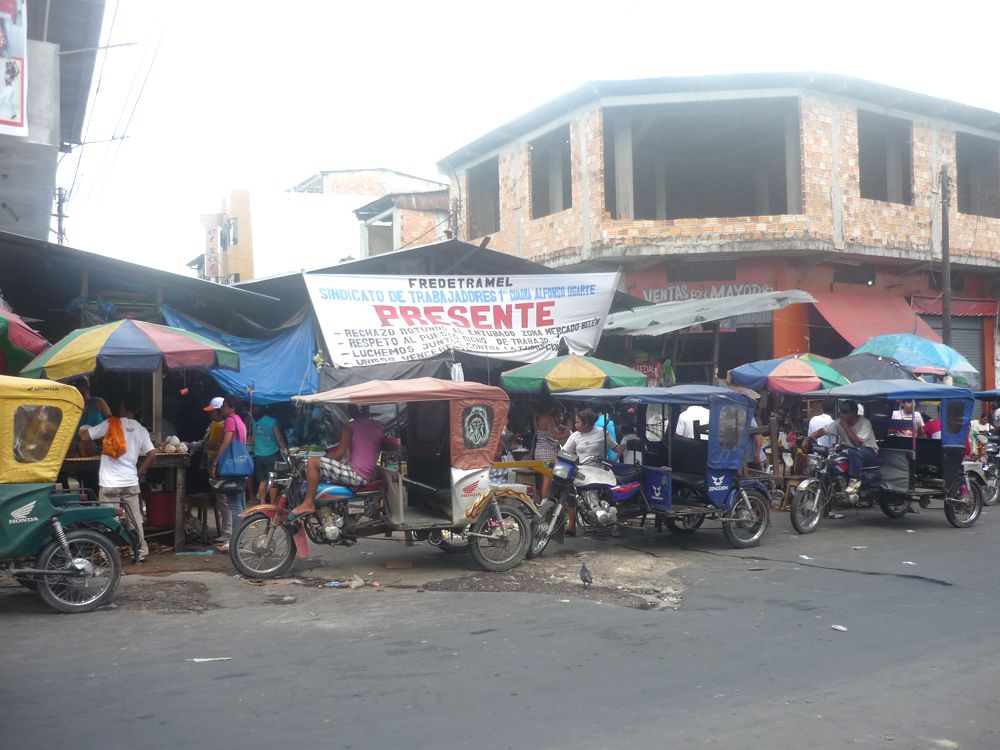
[79, 393, 157, 563]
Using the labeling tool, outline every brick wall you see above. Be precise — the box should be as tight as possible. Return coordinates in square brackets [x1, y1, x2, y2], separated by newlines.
[454, 93, 1000, 269]
[398, 208, 448, 248]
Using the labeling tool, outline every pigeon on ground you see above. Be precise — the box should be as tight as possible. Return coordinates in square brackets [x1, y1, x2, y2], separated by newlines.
[580, 562, 593, 589]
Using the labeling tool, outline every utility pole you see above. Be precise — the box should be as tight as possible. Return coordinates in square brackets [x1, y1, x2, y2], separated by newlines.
[940, 166, 952, 346]
[54, 187, 67, 245]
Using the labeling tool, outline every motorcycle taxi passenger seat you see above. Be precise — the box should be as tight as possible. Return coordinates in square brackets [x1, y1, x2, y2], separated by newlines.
[613, 465, 644, 484]
[671, 471, 707, 492]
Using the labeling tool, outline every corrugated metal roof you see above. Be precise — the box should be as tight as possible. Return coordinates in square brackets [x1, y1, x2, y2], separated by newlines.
[605, 290, 815, 336]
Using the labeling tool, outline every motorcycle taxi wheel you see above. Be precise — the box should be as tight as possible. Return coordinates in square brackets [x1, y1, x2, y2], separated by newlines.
[664, 514, 705, 535]
[877, 493, 909, 519]
[36, 529, 122, 614]
[722, 489, 770, 549]
[230, 512, 297, 579]
[468, 503, 530, 572]
[526, 499, 562, 559]
[982, 479, 999, 507]
[945, 483, 984, 528]
[790, 483, 830, 535]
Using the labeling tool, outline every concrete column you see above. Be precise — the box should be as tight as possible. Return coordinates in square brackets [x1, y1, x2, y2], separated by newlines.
[784, 111, 802, 214]
[359, 222, 369, 258]
[548, 149, 563, 213]
[614, 116, 634, 220]
[654, 149, 667, 220]
[886, 138, 903, 203]
[830, 105, 844, 249]
[580, 121, 592, 258]
[392, 207, 402, 251]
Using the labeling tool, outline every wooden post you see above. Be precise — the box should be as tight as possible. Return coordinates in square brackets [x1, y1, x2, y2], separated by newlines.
[151, 362, 163, 443]
[711, 322, 721, 384]
[769, 413, 780, 480]
[174, 463, 186, 552]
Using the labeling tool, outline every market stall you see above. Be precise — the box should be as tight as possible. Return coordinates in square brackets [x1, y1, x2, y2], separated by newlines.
[21, 319, 240, 551]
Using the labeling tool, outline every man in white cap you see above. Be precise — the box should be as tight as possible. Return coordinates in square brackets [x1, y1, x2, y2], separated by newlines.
[196, 397, 229, 542]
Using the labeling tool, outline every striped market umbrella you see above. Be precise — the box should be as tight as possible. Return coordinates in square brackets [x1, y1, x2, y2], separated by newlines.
[501, 354, 647, 393]
[21, 319, 239, 380]
[729, 353, 849, 395]
[0, 307, 49, 375]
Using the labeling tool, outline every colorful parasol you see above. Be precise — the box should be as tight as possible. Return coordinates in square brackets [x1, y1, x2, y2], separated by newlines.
[0, 307, 49, 375]
[501, 354, 648, 393]
[21, 319, 240, 380]
[852, 334, 978, 387]
[729, 353, 849, 394]
[829, 353, 918, 383]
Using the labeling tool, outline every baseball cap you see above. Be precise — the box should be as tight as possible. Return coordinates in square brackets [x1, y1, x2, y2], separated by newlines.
[203, 396, 225, 412]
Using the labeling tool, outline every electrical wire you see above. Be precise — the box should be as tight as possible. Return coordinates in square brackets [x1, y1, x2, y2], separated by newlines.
[67, 0, 120, 202]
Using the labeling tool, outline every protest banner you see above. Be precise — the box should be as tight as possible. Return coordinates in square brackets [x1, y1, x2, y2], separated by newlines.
[304, 272, 620, 368]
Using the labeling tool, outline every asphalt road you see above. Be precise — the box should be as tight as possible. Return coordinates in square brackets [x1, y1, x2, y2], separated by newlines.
[3, 509, 1000, 750]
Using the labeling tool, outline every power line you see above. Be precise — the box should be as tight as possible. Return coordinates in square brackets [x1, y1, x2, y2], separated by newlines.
[67, 0, 120, 202]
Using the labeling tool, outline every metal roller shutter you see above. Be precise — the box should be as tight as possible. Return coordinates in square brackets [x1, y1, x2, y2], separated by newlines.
[920, 314, 984, 414]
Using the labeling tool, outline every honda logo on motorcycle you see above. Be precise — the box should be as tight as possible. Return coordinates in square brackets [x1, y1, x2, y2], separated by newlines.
[462, 480, 480, 496]
[8, 500, 39, 524]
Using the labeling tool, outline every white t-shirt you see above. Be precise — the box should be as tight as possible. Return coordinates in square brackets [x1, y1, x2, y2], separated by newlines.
[563, 429, 617, 462]
[86, 418, 156, 488]
[808, 413, 835, 448]
[645, 404, 666, 442]
[676, 405, 710, 440]
[618, 432, 643, 465]
[825, 416, 878, 452]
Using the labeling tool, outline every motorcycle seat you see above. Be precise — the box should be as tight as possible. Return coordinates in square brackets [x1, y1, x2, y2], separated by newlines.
[355, 479, 384, 494]
[672, 471, 706, 492]
[613, 465, 644, 483]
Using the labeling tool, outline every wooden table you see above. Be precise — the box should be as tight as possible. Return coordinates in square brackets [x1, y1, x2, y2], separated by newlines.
[61, 453, 192, 551]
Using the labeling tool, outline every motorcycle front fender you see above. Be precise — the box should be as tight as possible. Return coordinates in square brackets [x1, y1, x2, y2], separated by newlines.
[796, 478, 817, 493]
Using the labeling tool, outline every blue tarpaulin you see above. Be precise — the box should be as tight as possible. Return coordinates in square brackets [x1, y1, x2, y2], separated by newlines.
[161, 306, 319, 404]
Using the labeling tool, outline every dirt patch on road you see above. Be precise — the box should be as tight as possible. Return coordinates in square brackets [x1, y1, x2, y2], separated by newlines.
[112, 580, 218, 614]
[423, 547, 685, 610]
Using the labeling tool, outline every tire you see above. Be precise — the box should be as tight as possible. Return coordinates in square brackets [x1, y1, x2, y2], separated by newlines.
[664, 513, 705, 535]
[790, 482, 828, 534]
[35, 529, 121, 614]
[982, 478, 1000, 507]
[722, 489, 769, 549]
[436, 529, 469, 554]
[878, 494, 909, 519]
[230, 512, 297, 578]
[945, 483, 983, 528]
[468, 502, 530, 572]
[526, 500, 561, 559]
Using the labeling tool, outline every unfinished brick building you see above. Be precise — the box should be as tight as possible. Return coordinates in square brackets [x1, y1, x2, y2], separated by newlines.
[439, 73, 1000, 387]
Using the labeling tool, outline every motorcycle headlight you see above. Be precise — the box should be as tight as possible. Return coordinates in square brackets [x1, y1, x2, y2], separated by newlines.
[808, 455, 823, 470]
[552, 461, 572, 480]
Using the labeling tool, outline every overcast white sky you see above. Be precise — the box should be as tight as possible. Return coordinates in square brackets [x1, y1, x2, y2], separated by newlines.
[57, 0, 1000, 276]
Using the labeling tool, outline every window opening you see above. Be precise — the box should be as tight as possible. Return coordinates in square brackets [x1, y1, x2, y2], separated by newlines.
[945, 400, 966, 436]
[14, 405, 63, 463]
[467, 157, 500, 238]
[857, 110, 913, 205]
[956, 132, 1000, 219]
[603, 98, 801, 221]
[717, 405, 746, 450]
[530, 125, 572, 218]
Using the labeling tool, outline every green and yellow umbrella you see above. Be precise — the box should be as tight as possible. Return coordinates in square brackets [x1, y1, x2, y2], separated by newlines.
[501, 354, 647, 393]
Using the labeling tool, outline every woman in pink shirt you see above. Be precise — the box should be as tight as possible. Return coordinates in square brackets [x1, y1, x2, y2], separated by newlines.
[211, 395, 248, 550]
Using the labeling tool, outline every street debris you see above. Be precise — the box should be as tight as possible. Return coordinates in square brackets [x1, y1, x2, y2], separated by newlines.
[798, 555, 814, 560]
[851, 546, 869, 550]
[385, 560, 413, 569]
[902, 561, 916, 565]
[186, 657, 231, 663]
[830, 625, 848, 632]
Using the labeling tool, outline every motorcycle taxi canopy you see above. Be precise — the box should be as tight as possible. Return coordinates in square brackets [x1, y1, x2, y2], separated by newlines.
[0, 375, 83, 484]
[809, 379, 974, 448]
[557, 384, 756, 471]
[295, 377, 509, 472]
